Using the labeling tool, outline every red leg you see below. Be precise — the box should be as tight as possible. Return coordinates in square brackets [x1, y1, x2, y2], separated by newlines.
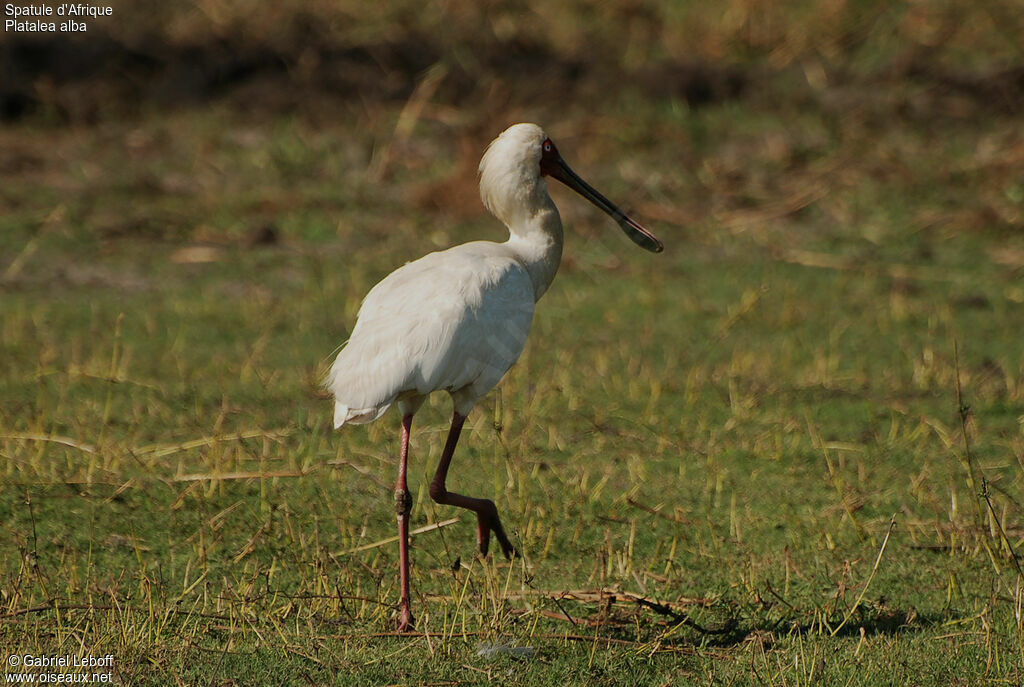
[429, 412, 518, 558]
[395, 413, 414, 632]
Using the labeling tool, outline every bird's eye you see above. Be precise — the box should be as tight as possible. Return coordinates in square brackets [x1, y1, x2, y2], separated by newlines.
[543, 141, 552, 152]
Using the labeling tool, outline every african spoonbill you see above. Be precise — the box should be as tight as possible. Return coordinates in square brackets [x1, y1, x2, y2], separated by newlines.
[327, 123, 663, 631]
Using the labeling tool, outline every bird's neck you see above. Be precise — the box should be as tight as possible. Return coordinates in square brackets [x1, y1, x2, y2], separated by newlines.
[506, 205, 564, 302]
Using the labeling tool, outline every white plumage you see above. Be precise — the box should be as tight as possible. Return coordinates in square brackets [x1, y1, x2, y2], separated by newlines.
[327, 242, 535, 426]
[328, 123, 562, 427]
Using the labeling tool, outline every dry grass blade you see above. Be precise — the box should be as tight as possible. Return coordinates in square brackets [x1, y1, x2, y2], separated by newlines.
[626, 497, 692, 523]
[370, 62, 449, 181]
[0, 432, 97, 454]
[716, 186, 829, 232]
[830, 515, 897, 637]
[337, 517, 461, 555]
[777, 248, 969, 284]
[173, 469, 313, 482]
[135, 429, 293, 458]
[807, 417, 865, 540]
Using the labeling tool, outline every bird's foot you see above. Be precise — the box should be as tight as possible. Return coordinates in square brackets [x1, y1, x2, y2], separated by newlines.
[396, 606, 415, 633]
[475, 505, 518, 559]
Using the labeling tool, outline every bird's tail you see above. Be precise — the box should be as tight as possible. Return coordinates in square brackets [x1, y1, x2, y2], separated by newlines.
[333, 401, 390, 429]
[325, 333, 402, 429]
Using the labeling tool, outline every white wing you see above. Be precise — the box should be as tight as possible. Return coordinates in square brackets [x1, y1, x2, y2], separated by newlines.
[327, 242, 535, 427]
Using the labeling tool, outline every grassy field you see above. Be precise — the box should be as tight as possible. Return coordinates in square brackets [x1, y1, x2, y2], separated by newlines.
[3, 1, 1024, 684]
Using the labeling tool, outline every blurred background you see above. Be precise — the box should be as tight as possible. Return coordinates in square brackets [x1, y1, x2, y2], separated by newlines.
[3, 0, 1021, 251]
[3, 2, 1024, 680]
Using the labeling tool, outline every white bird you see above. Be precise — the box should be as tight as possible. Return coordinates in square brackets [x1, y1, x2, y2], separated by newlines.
[327, 123, 662, 631]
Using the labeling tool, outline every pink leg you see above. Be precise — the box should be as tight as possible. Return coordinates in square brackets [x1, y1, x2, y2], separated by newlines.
[395, 413, 414, 632]
[429, 412, 518, 558]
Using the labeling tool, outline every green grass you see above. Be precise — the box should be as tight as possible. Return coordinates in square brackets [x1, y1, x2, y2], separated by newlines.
[3, 3, 1024, 685]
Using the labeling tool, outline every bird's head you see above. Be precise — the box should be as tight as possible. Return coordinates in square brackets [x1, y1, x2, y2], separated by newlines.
[478, 123, 663, 253]
[478, 123, 549, 228]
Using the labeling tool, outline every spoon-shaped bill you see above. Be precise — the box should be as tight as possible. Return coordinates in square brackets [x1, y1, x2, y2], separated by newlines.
[545, 156, 664, 253]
